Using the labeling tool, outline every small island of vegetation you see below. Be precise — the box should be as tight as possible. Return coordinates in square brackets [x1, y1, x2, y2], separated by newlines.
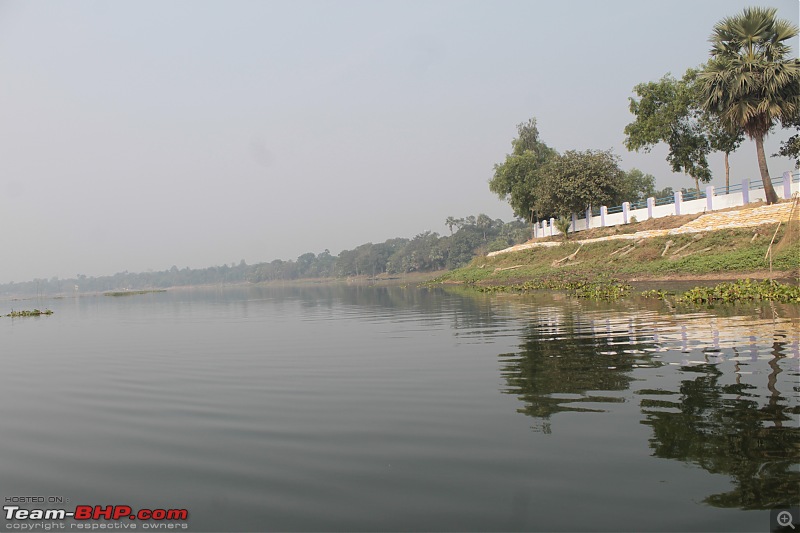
[103, 290, 168, 297]
[6, 309, 54, 318]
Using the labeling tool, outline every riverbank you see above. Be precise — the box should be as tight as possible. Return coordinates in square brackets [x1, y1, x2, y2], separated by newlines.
[428, 213, 799, 287]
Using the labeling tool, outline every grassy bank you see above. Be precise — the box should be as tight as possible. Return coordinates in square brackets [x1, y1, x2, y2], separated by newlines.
[428, 224, 799, 288]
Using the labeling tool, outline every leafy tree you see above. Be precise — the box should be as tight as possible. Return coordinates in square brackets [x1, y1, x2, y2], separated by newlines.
[699, 7, 800, 204]
[775, 114, 800, 168]
[619, 168, 656, 204]
[476, 213, 493, 241]
[687, 68, 745, 195]
[654, 186, 674, 201]
[489, 117, 558, 221]
[534, 149, 625, 218]
[624, 73, 712, 193]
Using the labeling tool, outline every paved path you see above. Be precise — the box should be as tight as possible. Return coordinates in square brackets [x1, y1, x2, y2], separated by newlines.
[487, 201, 799, 257]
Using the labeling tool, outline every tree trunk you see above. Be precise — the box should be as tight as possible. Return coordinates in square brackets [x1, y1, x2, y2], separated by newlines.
[755, 135, 779, 204]
[724, 152, 730, 195]
[694, 177, 700, 197]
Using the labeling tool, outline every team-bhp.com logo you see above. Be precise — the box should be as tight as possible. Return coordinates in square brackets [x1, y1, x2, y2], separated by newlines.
[5, 504, 188, 522]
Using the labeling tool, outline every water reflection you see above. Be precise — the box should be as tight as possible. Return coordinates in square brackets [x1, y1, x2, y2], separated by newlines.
[495, 296, 800, 509]
[641, 361, 800, 509]
[498, 306, 662, 432]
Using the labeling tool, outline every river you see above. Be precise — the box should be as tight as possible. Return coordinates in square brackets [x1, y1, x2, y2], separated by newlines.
[1, 285, 797, 532]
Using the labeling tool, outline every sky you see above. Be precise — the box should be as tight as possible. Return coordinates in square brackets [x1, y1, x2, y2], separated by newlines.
[0, 0, 797, 283]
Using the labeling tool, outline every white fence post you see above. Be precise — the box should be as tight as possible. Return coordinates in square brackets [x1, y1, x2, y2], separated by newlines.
[646, 197, 654, 219]
[549, 218, 555, 237]
[706, 185, 714, 212]
[571, 213, 577, 232]
[600, 206, 607, 227]
[585, 207, 591, 229]
[674, 190, 682, 215]
[622, 202, 630, 224]
[784, 171, 792, 200]
[742, 179, 750, 204]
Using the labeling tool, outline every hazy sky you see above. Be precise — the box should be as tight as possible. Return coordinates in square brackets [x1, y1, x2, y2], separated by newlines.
[0, 0, 797, 283]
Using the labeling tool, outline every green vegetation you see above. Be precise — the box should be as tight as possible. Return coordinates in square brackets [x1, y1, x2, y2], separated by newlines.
[459, 273, 631, 300]
[491, 6, 798, 223]
[776, 115, 799, 168]
[488, 118, 558, 221]
[624, 69, 744, 194]
[429, 224, 799, 292]
[104, 290, 167, 297]
[639, 279, 800, 304]
[488, 118, 654, 222]
[6, 309, 53, 317]
[0, 214, 531, 296]
[624, 7, 798, 200]
[699, 7, 799, 204]
[678, 279, 800, 304]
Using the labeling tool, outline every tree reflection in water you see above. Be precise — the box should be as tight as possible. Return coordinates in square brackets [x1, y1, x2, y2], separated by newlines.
[640, 356, 799, 509]
[499, 307, 664, 433]
[499, 302, 799, 509]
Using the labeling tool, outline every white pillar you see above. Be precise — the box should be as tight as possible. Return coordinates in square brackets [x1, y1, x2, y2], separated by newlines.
[646, 197, 654, 219]
[674, 190, 683, 215]
[742, 179, 750, 204]
[706, 185, 714, 212]
[783, 171, 793, 200]
[622, 202, 630, 224]
[600, 206, 607, 227]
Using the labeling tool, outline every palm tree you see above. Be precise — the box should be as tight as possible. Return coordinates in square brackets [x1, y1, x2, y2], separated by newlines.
[445, 216, 457, 236]
[699, 7, 800, 205]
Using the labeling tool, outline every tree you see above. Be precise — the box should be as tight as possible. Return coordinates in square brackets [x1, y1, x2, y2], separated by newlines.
[489, 117, 558, 221]
[624, 74, 712, 193]
[476, 214, 493, 241]
[702, 110, 744, 194]
[534, 149, 625, 218]
[699, 7, 800, 205]
[685, 68, 746, 195]
[654, 186, 674, 201]
[445, 216, 458, 236]
[775, 114, 800, 168]
[618, 168, 656, 204]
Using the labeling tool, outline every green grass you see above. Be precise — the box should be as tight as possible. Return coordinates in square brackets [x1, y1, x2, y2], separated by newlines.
[429, 225, 799, 284]
[103, 290, 167, 297]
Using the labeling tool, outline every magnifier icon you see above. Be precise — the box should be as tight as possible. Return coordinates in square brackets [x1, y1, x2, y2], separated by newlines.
[778, 511, 796, 529]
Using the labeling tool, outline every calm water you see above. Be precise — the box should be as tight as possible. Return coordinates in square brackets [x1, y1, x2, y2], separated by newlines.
[1, 285, 798, 532]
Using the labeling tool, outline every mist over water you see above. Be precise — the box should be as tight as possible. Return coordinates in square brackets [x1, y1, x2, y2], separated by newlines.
[1, 286, 797, 532]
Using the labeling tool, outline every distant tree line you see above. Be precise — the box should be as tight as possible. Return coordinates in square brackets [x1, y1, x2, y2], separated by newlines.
[0, 215, 530, 296]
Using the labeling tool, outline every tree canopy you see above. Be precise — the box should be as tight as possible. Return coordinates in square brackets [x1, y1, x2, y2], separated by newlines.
[534, 149, 625, 218]
[624, 73, 713, 191]
[775, 114, 800, 168]
[618, 168, 657, 204]
[698, 6, 800, 204]
[489, 118, 557, 221]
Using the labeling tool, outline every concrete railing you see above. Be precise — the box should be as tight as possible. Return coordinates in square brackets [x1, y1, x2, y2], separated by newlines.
[534, 171, 799, 238]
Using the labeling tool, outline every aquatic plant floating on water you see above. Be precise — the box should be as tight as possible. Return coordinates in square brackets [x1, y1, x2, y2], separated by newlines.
[5, 309, 54, 317]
